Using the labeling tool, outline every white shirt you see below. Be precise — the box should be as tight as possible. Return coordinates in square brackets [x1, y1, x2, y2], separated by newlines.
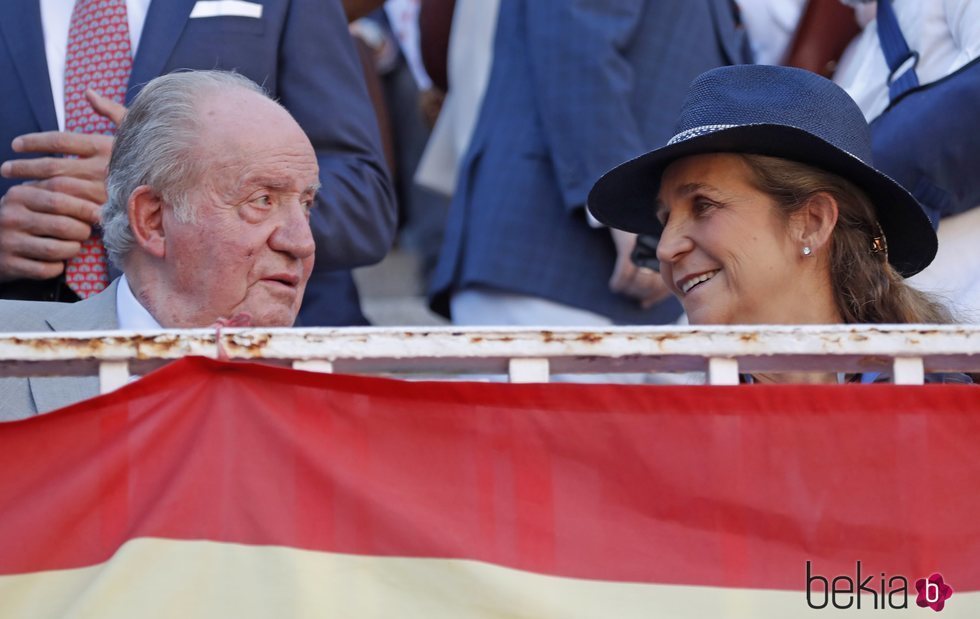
[115, 273, 161, 330]
[834, 0, 980, 121]
[39, 0, 152, 131]
[383, 0, 432, 91]
[414, 0, 500, 196]
[735, 0, 808, 65]
[834, 2, 980, 322]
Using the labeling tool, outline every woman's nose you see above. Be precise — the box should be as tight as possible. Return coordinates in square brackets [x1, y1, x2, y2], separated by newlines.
[656, 216, 694, 265]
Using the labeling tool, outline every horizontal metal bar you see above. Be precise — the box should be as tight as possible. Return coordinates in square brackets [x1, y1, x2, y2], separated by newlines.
[0, 325, 977, 378]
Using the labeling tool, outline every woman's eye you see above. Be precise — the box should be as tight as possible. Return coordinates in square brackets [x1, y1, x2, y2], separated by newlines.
[693, 199, 717, 215]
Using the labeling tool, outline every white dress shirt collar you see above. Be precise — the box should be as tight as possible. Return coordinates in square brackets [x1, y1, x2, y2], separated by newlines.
[115, 273, 162, 330]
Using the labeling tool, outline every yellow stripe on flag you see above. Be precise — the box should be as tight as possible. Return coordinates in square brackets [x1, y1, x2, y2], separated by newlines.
[2, 538, 978, 618]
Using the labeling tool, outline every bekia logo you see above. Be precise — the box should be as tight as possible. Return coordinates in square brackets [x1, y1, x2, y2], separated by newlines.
[806, 561, 953, 612]
[915, 573, 954, 612]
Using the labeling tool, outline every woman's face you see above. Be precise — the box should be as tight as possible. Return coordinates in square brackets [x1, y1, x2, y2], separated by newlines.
[655, 153, 809, 325]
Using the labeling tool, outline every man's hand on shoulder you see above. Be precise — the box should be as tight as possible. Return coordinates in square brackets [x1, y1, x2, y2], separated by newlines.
[0, 90, 125, 282]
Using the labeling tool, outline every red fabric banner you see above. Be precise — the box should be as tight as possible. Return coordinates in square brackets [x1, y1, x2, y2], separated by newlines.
[1, 358, 978, 599]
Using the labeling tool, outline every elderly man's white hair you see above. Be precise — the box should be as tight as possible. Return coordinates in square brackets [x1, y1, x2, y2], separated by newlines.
[102, 70, 272, 267]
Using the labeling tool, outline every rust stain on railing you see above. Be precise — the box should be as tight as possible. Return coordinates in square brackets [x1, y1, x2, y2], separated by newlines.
[1, 326, 979, 376]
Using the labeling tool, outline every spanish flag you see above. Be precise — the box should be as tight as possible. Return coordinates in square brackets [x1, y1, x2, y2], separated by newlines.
[1, 358, 978, 616]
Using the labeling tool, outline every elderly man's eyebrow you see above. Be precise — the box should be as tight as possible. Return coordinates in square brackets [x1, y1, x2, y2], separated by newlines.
[245, 176, 320, 194]
[247, 176, 291, 190]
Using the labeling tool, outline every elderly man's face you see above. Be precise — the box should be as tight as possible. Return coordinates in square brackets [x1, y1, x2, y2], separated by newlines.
[160, 90, 317, 327]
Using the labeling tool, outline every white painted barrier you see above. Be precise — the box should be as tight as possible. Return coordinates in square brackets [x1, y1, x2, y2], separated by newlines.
[1, 325, 979, 392]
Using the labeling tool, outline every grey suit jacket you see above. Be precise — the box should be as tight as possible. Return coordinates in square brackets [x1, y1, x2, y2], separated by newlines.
[0, 279, 120, 421]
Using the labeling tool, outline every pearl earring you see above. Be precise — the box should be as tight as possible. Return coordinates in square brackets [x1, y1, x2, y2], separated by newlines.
[802, 246, 812, 256]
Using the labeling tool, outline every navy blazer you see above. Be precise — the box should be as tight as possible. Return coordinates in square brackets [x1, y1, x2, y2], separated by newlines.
[0, 0, 395, 325]
[429, 0, 751, 324]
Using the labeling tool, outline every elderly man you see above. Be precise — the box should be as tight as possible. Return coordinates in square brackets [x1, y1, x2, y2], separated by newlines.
[0, 0, 393, 326]
[0, 70, 317, 420]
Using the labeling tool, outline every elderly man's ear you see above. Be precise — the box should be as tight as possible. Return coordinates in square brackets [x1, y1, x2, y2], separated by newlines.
[793, 191, 839, 254]
[128, 186, 167, 258]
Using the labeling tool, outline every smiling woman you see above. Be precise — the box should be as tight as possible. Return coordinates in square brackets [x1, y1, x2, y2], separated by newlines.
[587, 64, 964, 384]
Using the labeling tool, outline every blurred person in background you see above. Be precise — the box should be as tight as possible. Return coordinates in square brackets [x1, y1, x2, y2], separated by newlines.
[833, 0, 980, 321]
[736, 0, 861, 74]
[736, 0, 807, 65]
[427, 0, 752, 328]
[351, 0, 450, 283]
[414, 0, 498, 210]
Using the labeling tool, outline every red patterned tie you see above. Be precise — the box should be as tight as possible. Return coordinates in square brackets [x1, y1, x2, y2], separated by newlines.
[63, 0, 132, 299]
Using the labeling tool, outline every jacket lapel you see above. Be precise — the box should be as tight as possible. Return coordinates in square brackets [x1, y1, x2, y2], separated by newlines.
[708, 0, 753, 66]
[29, 376, 101, 415]
[29, 280, 121, 414]
[128, 0, 198, 102]
[0, 1, 58, 131]
[44, 278, 121, 332]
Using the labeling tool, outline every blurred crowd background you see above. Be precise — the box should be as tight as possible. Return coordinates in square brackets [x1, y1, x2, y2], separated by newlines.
[1, 0, 976, 328]
[349, 0, 980, 327]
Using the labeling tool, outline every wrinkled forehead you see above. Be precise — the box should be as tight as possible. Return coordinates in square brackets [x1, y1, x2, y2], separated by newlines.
[658, 154, 745, 195]
[191, 91, 317, 183]
[196, 89, 314, 157]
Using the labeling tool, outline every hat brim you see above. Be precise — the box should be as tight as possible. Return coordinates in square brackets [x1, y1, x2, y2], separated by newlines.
[587, 124, 937, 277]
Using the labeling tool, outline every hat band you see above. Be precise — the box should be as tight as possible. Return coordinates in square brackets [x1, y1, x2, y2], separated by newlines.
[667, 124, 738, 145]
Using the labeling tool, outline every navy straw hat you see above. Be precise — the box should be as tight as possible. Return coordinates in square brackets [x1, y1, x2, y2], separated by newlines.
[587, 64, 937, 277]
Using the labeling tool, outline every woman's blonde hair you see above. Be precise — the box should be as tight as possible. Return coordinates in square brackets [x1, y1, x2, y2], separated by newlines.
[739, 154, 953, 324]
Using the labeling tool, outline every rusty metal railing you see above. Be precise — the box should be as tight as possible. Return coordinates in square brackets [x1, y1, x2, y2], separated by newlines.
[1, 325, 979, 393]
